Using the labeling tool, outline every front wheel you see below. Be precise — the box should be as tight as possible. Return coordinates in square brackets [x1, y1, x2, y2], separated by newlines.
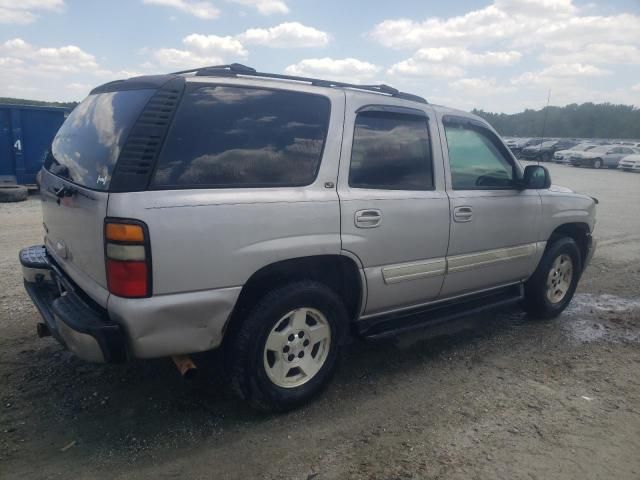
[522, 237, 582, 319]
[225, 281, 348, 412]
[593, 158, 603, 169]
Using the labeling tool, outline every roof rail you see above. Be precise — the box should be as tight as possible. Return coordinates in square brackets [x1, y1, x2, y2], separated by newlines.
[170, 63, 428, 104]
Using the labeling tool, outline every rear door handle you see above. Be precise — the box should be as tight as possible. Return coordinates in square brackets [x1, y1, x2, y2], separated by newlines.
[355, 209, 382, 228]
[453, 206, 473, 222]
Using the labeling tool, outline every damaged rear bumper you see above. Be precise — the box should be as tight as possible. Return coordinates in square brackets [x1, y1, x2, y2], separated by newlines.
[20, 245, 126, 363]
[21, 245, 242, 361]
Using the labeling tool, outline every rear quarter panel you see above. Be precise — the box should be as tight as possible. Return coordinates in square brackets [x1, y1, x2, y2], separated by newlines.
[106, 87, 345, 295]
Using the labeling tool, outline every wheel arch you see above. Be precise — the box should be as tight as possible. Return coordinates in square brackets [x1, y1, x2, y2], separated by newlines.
[548, 222, 591, 266]
[223, 254, 365, 341]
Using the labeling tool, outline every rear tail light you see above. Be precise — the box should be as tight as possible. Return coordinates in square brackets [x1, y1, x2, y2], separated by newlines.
[105, 220, 151, 298]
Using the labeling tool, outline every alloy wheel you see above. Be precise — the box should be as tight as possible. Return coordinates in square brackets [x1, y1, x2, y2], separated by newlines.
[545, 254, 573, 304]
[263, 307, 331, 388]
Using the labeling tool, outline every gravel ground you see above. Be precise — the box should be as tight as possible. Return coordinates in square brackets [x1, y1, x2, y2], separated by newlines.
[1, 163, 639, 479]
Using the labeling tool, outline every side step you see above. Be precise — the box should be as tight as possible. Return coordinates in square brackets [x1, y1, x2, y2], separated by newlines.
[357, 284, 524, 339]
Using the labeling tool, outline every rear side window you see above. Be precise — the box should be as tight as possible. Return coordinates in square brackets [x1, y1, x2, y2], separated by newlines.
[48, 89, 155, 190]
[349, 111, 433, 190]
[152, 85, 330, 188]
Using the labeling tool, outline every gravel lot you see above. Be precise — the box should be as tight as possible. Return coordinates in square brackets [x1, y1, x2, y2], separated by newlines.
[1, 163, 639, 480]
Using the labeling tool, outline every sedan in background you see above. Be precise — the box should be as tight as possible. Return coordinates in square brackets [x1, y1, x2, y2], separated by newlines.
[520, 139, 578, 162]
[553, 143, 598, 164]
[570, 146, 639, 169]
[618, 154, 640, 172]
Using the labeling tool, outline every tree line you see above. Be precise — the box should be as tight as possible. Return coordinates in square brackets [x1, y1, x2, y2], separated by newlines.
[0, 97, 78, 110]
[473, 103, 640, 140]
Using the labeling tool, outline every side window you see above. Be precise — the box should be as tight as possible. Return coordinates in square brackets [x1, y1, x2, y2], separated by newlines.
[349, 111, 433, 190]
[152, 85, 330, 188]
[443, 121, 516, 190]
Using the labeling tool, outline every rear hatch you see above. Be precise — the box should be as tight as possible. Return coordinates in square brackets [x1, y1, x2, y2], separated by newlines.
[40, 80, 176, 306]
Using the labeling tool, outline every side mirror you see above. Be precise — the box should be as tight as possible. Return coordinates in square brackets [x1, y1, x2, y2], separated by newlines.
[520, 164, 551, 189]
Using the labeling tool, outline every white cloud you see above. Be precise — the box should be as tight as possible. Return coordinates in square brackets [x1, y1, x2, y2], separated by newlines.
[633, 83, 640, 93]
[238, 22, 329, 48]
[142, 0, 220, 19]
[1, 38, 99, 72]
[183, 33, 247, 56]
[511, 63, 611, 86]
[539, 43, 640, 65]
[370, 1, 640, 52]
[152, 48, 224, 69]
[0, 0, 63, 24]
[284, 58, 381, 83]
[227, 0, 289, 15]
[0, 38, 122, 101]
[388, 47, 521, 77]
[151, 32, 248, 70]
[451, 77, 514, 94]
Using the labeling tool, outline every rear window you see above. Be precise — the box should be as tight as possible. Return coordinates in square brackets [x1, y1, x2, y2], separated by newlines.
[48, 89, 154, 190]
[151, 84, 330, 188]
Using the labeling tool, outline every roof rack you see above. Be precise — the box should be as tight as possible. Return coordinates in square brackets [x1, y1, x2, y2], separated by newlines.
[170, 63, 428, 104]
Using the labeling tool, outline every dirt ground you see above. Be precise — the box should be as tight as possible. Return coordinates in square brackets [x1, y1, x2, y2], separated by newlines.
[1, 163, 639, 480]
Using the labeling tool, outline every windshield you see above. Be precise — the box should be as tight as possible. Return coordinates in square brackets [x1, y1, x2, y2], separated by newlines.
[47, 89, 154, 190]
[589, 146, 611, 154]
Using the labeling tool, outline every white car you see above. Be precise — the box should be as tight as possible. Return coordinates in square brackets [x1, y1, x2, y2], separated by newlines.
[618, 154, 640, 172]
[553, 143, 598, 164]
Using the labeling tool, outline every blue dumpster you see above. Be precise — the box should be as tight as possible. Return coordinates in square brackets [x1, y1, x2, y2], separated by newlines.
[0, 104, 68, 185]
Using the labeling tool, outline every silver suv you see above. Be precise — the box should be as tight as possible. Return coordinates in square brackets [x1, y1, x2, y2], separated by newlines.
[21, 64, 597, 412]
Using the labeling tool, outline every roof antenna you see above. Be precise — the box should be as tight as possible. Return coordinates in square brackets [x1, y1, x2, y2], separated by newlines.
[538, 89, 551, 165]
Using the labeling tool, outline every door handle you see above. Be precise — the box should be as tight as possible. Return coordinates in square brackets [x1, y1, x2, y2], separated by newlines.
[453, 206, 473, 222]
[355, 209, 382, 228]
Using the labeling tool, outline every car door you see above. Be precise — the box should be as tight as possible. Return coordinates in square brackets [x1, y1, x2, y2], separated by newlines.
[608, 147, 634, 167]
[437, 114, 544, 297]
[338, 94, 450, 316]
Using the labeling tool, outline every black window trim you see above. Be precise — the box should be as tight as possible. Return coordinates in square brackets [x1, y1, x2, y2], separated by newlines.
[348, 106, 435, 191]
[442, 114, 521, 191]
[148, 82, 333, 191]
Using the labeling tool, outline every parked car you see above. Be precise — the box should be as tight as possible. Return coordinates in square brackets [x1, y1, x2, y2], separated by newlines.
[20, 64, 597, 412]
[504, 137, 527, 156]
[570, 145, 639, 169]
[520, 139, 579, 162]
[618, 154, 640, 172]
[553, 143, 598, 164]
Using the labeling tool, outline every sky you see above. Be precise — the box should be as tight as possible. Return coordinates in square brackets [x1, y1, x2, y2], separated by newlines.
[1, 0, 639, 113]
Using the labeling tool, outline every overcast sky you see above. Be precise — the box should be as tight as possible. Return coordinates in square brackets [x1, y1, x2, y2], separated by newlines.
[1, 0, 639, 113]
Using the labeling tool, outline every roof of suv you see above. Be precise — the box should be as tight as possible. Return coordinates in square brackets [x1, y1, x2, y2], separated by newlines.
[90, 63, 491, 129]
[92, 63, 429, 105]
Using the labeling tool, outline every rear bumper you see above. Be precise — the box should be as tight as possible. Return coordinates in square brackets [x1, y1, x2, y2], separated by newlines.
[20, 245, 127, 363]
[21, 244, 242, 361]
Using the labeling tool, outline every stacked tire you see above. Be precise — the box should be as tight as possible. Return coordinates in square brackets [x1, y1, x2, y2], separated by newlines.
[0, 185, 28, 202]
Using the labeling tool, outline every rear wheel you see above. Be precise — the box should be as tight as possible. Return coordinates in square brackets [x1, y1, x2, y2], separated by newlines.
[522, 237, 582, 319]
[592, 158, 603, 169]
[225, 281, 347, 412]
[541, 152, 551, 162]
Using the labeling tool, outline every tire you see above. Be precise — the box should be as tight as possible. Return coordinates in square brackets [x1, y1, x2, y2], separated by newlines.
[592, 158, 602, 169]
[522, 237, 582, 319]
[225, 281, 348, 412]
[0, 185, 28, 203]
[541, 153, 551, 162]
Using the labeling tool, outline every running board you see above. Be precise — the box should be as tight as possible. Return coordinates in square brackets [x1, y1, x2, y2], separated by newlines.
[356, 284, 524, 339]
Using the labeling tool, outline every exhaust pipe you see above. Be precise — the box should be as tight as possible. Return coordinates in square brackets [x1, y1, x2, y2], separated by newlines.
[171, 355, 198, 380]
[37, 322, 51, 338]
